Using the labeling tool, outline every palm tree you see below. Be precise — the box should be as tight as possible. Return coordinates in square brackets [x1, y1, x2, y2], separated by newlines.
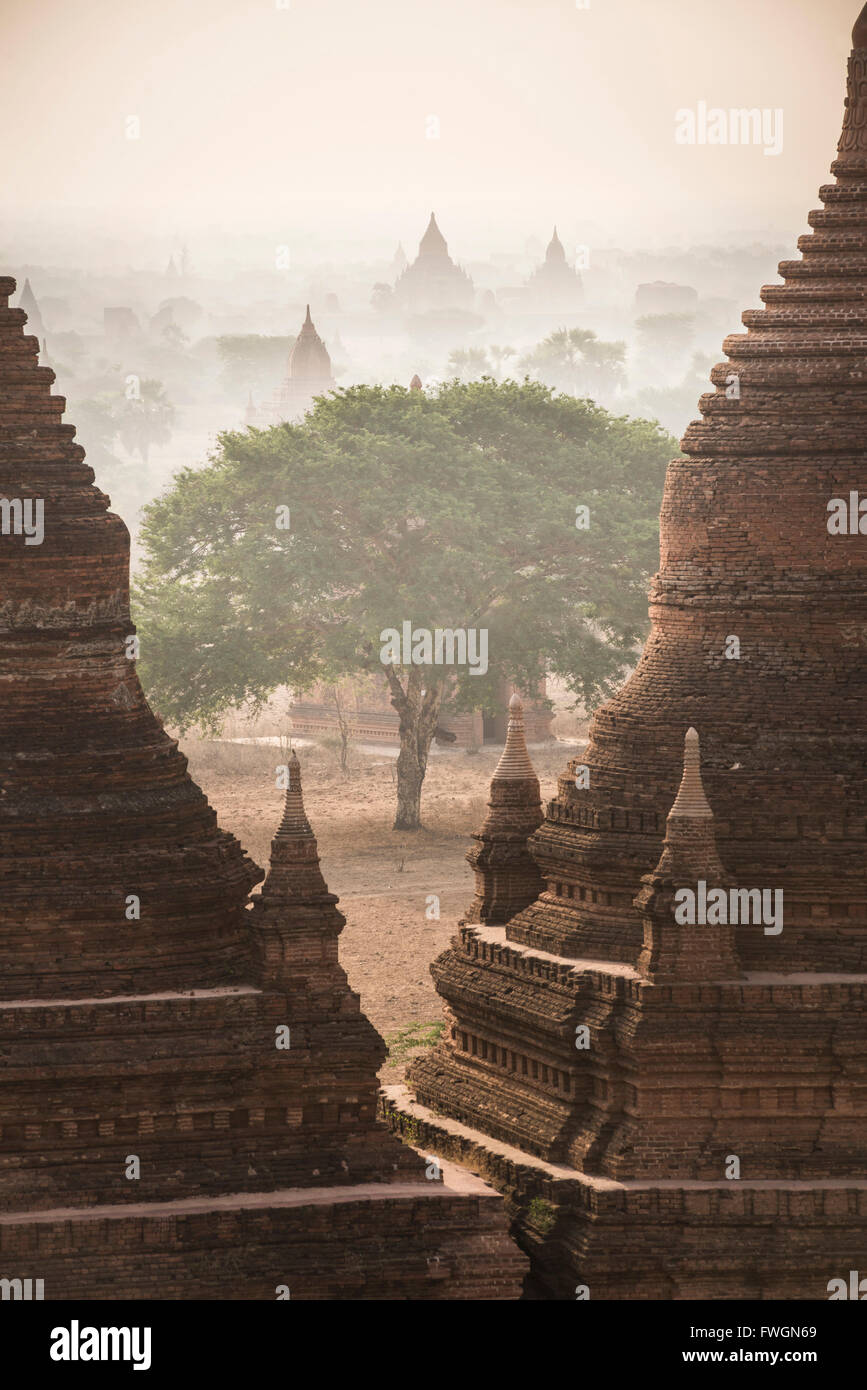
[447, 347, 490, 382]
[521, 328, 626, 402]
[487, 344, 516, 380]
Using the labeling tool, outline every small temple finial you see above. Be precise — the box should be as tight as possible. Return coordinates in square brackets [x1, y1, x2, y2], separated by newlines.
[492, 693, 537, 781]
[252, 749, 351, 990]
[464, 692, 543, 924]
[668, 726, 713, 819]
[634, 727, 738, 982]
[410, 373, 423, 391]
[304, 304, 313, 326]
[275, 748, 313, 839]
[854, 2, 867, 47]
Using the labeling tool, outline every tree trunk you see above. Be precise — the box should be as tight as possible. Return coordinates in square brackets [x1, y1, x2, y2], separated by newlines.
[331, 684, 351, 775]
[385, 664, 443, 831]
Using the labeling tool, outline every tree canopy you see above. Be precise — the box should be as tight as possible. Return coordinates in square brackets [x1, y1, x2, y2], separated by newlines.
[133, 378, 675, 826]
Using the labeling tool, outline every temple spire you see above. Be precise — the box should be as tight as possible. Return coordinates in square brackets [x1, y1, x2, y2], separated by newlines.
[261, 751, 331, 905]
[546, 227, 566, 263]
[668, 726, 713, 818]
[838, 4, 867, 160]
[276, 749, 313, 839]
[419, 211, 449, 258]
[464, 694, 543, 925]
[492, 693, 538, 780]
[19, 277, 44, 338]
[655, 727, 724, 879]
[635, 728, 739, 982]
[252, 752, 355, 997]
[287, 305, 332, 383]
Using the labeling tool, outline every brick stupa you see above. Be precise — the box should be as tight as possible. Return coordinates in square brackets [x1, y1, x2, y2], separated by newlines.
[464, 695, 543, 926]
[386, 9, 867, 1299]
[0, 274, 526, 1299]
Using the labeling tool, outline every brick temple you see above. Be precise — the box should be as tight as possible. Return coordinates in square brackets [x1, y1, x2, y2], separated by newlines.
[385, 8, 867, 1299]
[0, 274, 526, 1299]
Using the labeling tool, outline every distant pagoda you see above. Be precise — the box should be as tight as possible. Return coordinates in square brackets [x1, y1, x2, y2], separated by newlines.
[388, 6, 867, 1299]
[0, 275, 525, 1299]
[525, 228, 583, 309]
[256, 305, 335, 425]
[393, 213, 474, 314]
[17, 277, 44, 340]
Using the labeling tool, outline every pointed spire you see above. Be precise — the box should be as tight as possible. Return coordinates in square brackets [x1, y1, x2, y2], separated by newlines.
[276, 750, 313, 839]
[635, 728, 739, 982]
[838, 5, 867, 160]
[253, 751, 348, 988]
[545, 227, 566, 264]
[464, 693, 543, 925]
[287, 306, 333, 382]
[18, 277, 44, 337]
[656, 727, 724, 880]
[491, 694, 538, 781]
[669, 727, 713, 818]
[261, 751, 332, 906]
[419, 211, 449, 258]
[409, 373, 423, 391]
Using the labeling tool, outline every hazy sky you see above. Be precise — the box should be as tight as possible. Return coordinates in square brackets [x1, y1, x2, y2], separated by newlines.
[2, 0, 861, 260]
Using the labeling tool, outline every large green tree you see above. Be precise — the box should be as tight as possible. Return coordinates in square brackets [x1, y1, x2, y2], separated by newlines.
[134, 379, 674, 828]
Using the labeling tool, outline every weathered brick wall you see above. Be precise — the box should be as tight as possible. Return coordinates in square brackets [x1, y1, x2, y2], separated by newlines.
[0, 1192, 526, 1300]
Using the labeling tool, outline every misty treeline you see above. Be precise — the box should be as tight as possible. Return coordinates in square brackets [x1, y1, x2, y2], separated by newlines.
[133, 378, 674, 828]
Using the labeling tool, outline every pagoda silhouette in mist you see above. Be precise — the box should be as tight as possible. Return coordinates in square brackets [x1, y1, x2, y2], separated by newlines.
[392, 213, 475, 314]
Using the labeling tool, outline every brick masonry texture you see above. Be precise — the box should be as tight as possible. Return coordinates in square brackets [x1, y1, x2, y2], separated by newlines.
[399, 11, 867, 1298]
[0, 280, 526, 1298]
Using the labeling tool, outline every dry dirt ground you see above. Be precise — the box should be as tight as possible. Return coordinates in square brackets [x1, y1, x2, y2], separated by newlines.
[184, 733, 585, 1082]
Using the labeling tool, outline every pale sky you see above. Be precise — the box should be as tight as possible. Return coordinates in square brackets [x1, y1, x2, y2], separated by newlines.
[1, 0, 861, 259]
